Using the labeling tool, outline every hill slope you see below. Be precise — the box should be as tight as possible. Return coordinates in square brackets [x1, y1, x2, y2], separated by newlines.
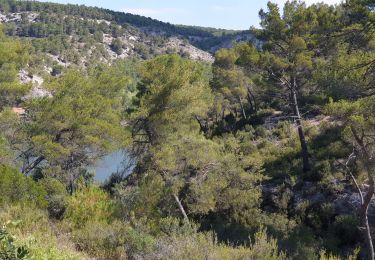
[0, 0, 258, 68]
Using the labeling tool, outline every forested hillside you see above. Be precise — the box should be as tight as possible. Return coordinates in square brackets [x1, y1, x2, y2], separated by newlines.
[0, 0, 375, 259]
[0, 0, 256, 68]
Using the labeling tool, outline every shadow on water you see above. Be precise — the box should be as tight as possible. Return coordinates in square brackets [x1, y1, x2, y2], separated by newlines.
[92, 150, 135, 183]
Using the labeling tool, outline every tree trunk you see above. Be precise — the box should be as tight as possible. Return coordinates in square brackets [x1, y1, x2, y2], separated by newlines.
[195, 115, 206, 132]
[246, 93, 254, 113]
[361, 176, 375, 260]
[238, 97, 247, 120]
[173, 194, 189, 222]
[291, 88, 310, 172]
[247, 87, 257, 112]
[22, 156, 45, 175]
[351, 127, 375, 259]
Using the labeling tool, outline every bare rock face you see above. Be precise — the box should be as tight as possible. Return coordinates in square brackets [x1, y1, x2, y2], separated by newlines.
[18, 70, 51, 100]
[0, 11, 39, 23]
[24, 86, 52, 100]
[0, 12, 7, 22]
[165, 37, 214, 63]
[208, 33, 263, 53]
[333, 187, 375, 224]
[262, 180, 375, 225]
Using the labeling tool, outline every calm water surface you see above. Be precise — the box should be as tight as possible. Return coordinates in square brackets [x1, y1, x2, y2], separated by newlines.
[93, 150, 134, 182]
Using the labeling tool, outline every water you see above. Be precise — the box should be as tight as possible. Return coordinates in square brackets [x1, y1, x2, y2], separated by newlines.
[92, 150, 134, 182]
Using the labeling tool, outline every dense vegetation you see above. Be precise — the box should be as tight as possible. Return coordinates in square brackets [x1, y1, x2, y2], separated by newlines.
[0, 0, 375, 259]
[0, 0, 208, 36]
[0, 0, 246, 54]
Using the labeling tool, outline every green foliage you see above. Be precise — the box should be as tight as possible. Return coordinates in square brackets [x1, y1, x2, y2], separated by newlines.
[0, 25, 30, 109]
[0, 120, 15, 166]
[147, 228, 285, 260]
[133, 54, 216, 192]
[0, 227, 28, 260]
[326, 96, 375, 142]
[114, 172, 167, 222]
[39, 177, 68, 219]
[212, 46, 258, 122]
[64, 186, 117, 227]
[1, 67, 132, 188]
[130, 55, 265, 242]
[0, 165, 47, 208]
[0, 205, 85, 259]
[110, 38, 123, 55]
[71, 220, 128, 259]
[0, 0, 374, 258]
[326, 95, 375, 175]
[333, 214, 360, 241]
[51, 64, 64, 76]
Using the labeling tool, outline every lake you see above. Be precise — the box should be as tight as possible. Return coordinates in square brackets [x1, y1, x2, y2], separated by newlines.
[93, 150, 134, 182]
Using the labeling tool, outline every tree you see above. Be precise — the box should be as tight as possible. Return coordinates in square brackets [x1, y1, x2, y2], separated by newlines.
[51, 64, 63, 76]
[0, 25, 30, 109]
[111, 38, 123, 55]
[0, 25, 30, 168]
[314, 43, 375, 100]
[258, 1, 321, 172]
[127, 55, 264, 233]
[327, 96, 375, 259]
[312, 0, 375, 100]
[131, 54, 214, 220]
[211, 47, 258, 122]
[2, 67, 131, 192]
[235, 1, 332, 172]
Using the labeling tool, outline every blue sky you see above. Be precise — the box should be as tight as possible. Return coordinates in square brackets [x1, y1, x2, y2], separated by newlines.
[40, 0, 343, 30]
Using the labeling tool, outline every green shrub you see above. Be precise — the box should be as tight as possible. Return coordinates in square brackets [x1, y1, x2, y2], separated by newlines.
[64, 186, 117, 227]
[330, 215, 360, 247]
[72, 220, 155, 259]
[305, 203, 335, 231]
[0, 165, 47, 208]
[311, 160, 331, 181]
[111, 38, 123, 55]
[39, 178, 68, 219]
[147, 228, 285, 260]
[51, 64, 63, 76]
[72, 220, 127, 259]
[158, 217, 198, 236]
[0, 227, 29, 260]
[249, 109, 275, 125]
[319, 248, 359, 260]
[274, 121, 292, 139]
[255, 126, 268, 138]
[0, 205, 85, 259]
[124, 227, 155, 258]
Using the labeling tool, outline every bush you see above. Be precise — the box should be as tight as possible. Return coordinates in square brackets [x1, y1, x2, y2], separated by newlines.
[72, 220, 127, 259]
[274, 121, 292, 139]
[51, 64, 63, 76]
[249, 109, 275, 125]
[39, 178, 68, 219]
[305, 160, 332, 182]
[330, 215, 360, 248]
[255, 126, 268, 138]
[0, 227, 29, 260]
[111, 38, 123, 55]
[64, 186, 117, 227]
[72, 220, 155, 259]
[0, 165, 47, 208]
[124, 227, 155, 258]
[0, 205, 85, 259]
[158, 217, 198, 237]
[148, 228, 285, 260]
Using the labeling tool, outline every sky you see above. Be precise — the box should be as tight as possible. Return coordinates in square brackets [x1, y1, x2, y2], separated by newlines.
[39, 0, 343, 30]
